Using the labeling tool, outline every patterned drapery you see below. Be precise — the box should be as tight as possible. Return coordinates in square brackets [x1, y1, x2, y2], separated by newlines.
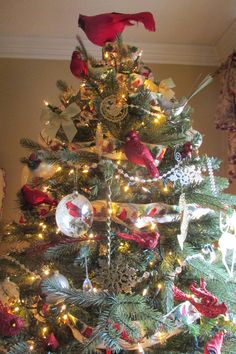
[215, 51, 236, 181]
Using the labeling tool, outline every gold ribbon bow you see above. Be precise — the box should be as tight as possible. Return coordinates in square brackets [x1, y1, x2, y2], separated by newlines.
[158, 78, 176, 100]
[40, 103, 80, 142]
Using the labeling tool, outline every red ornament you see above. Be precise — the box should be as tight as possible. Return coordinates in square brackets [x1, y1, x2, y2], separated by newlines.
[113, 323, 135, 343]
[117, 230, 160, 250]
[21, 185, 57, 207]
[82, 325, 93, 338]
[66, 201, 81, 217]
[173, 279, 227, 318]
[0, 302, 24, 337]
[19, 215, 26, 224]
[78, 12, 155, 46]
[124, 131, 159, 177]
[43, 332, 59, 351]
[181, 142, 193, 159]
[70, 51, 88, 79]
[204, 332, 224, 354]
[117, 208, 127, 221]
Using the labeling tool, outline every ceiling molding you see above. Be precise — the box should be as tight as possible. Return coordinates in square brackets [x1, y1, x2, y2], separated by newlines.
[0, 36, 220, 66]
[215, 19, 236, 62]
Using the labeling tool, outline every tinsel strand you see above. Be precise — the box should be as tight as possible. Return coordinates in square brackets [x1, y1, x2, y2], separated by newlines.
[0, 255, 41, 279]
[111, 159, 184, 184]
[107, 175, 113, 268]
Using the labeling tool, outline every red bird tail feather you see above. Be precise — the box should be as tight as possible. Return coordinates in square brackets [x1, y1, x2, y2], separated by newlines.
[128, 12, 156, 31]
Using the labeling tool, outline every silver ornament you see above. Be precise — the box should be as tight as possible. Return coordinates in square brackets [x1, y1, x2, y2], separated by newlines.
[0, 278, 19, 305]
[41, 271, 69, 304]
[55, 191, 93, 237]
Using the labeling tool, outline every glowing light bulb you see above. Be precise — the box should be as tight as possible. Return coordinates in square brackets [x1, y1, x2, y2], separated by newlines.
[44, 100, 49, 106]
[150, 223, 156, 230]
[56, 166, 62, 172]
[69, 169, 74, 175]
[138, 342, 144, 353]
[44, 269, 50, 276]
[38, 233, 43, 239]
[142, 288, 148, 296]
[157, 283, 163, 290]
[124, 185, 129, 192]
[14, 307, 19, 312]
[163, 185, 168, 192]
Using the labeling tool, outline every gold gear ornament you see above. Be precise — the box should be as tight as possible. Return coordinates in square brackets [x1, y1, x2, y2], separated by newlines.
[100, 95, 128, 122]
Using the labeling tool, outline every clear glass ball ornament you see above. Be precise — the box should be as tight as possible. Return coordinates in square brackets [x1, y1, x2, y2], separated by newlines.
[40, 271, 69, 304]
[55, 191, 93, 237]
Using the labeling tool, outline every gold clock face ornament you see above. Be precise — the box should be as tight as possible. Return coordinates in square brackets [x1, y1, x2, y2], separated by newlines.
[100, 95, 128, 122]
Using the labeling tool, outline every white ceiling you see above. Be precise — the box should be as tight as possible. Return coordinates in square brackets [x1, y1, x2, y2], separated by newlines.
[0, 0, 236, 65]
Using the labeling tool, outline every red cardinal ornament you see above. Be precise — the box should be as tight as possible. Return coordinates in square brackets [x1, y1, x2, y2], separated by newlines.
[21, 185, 57, 206]
[173, 279, 227, 318]
[43, 332, 59, 351]
[117, 230, 160, 250]
[78, 12, 155, 46]
[70, 51, 88, 79]
[124, 131, 159, 177]
[0, 302, 24, 337]
[66, 201, 81, 217]
[204, 332, 224, 354]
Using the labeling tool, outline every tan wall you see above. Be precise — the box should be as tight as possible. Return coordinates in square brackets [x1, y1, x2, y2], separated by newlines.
[0, 58, 232, 221]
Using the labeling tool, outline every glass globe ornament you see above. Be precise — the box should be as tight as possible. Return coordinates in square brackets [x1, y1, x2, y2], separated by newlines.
[40, 271, 70, 304]
[55, 191, 93, 237]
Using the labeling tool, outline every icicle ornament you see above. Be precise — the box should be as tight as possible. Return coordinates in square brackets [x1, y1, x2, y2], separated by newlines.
[177, 193, 190, 250]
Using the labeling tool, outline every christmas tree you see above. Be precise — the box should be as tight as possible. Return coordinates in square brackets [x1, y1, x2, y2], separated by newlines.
[1, 11, 236, 354]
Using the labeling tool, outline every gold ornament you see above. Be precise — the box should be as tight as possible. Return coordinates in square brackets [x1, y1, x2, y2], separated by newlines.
[100, 95, 128, 122]
[93, 256, 138, 293]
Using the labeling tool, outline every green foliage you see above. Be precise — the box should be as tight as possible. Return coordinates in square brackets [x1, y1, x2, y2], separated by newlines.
[8, 342, 31, 354]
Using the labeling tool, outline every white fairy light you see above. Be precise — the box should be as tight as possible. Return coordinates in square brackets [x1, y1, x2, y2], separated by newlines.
[138, 342, 145, 353]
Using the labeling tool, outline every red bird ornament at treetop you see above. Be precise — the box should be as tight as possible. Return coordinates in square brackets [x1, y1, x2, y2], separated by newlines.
[70, 51, 88, 79]
[78, 12, 156, 46]
[124, 131, 160, 177]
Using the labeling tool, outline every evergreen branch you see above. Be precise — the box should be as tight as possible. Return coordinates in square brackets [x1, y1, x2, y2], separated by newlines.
[44, 241, 83, 260]
[41, 278, 110, 307]
[20, 138, 45, 151]
[8, 342, 31, 354]
[44, 150, 99, 164]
